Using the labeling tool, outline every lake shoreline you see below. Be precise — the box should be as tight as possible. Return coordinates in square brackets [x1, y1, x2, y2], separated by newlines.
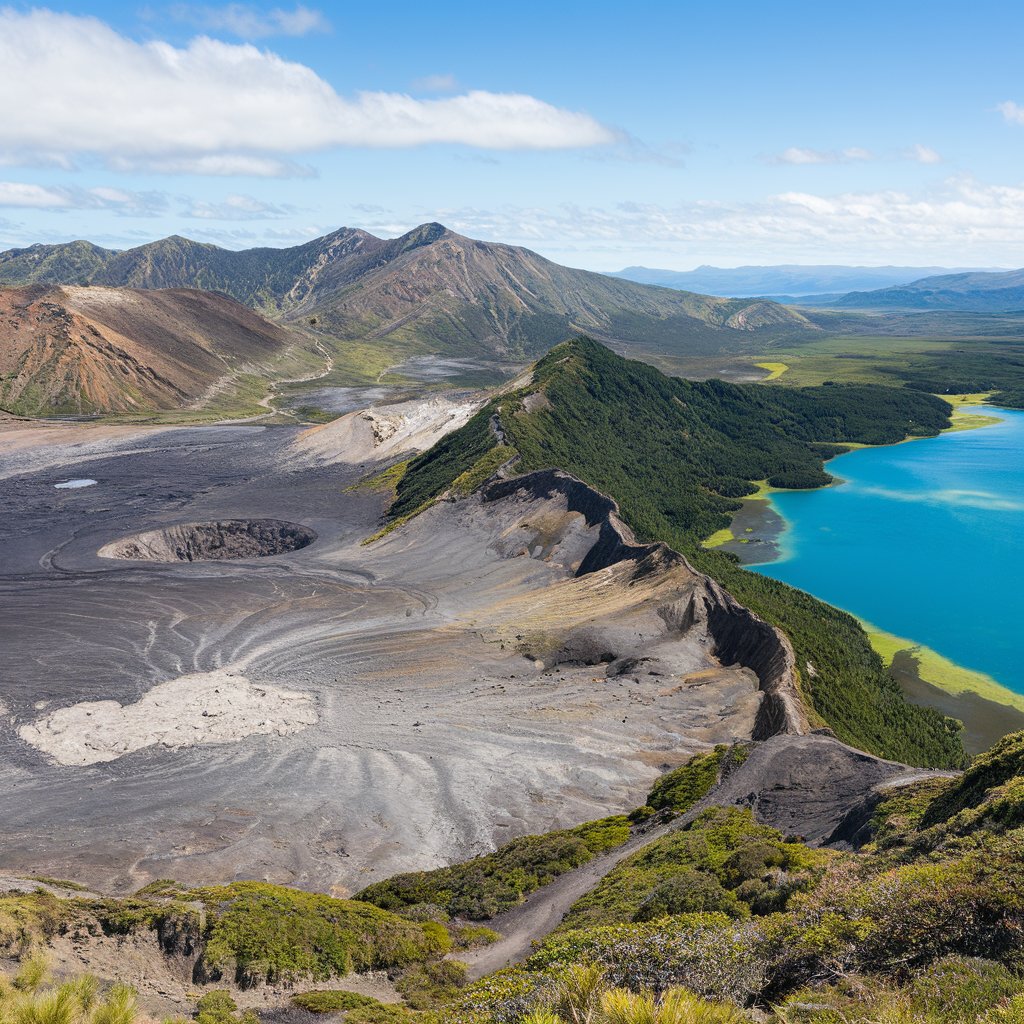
[710, 401, 1024, 746]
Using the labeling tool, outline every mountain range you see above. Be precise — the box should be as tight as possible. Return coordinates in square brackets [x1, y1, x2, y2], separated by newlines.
[607, 263, 996, 298]
[0, 224, 815, 364]
[815, 267, 1024, 312]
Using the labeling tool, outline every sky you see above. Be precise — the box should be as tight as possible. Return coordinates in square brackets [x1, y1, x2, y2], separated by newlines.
[2, 1, 1024, 270]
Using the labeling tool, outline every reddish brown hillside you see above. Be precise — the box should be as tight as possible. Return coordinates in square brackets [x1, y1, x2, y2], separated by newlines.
[0, 285, 290, 415]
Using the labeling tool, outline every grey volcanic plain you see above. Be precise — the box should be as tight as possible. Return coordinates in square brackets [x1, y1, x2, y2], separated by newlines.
[0, 409, 775, 896]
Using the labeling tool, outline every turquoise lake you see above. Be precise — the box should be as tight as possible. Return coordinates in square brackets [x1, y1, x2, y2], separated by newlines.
[749, 407, 1024, 696]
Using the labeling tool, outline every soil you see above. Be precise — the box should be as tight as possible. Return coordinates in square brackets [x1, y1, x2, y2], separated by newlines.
[0, 408, 770, 895]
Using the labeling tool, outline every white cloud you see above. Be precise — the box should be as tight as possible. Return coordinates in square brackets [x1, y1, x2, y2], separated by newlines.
[773, 146, 874, 165]
[0, 10, 614, 174]
[998, 101, 1024, 125]
[170, 4, 330, 38]
[772, 144, 944, 168]
[406, 176, 1024, 264]
[907, 143, 942, 164]
[412, 73, 459, 93]
[185, 194, 293, 219]
[108, 155, 316, 178]
[0, 182, 167, 215]
[0, 183, 75, 209]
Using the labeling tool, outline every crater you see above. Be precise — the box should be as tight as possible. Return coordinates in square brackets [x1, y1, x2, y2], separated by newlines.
[98, 519, 317, 562]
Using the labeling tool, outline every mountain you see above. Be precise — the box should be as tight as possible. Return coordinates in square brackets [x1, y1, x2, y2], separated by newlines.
[608, 263, 996, 298]
[0, 285, 291, 415]
[823, 267, 1024, 312]
[387, 337, 961, 768]
[0, 239, 117, 287]
[0, 225, 816, 359]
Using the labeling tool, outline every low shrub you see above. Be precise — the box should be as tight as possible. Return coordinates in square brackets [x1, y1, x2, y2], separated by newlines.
[291, 991, 383, 1014]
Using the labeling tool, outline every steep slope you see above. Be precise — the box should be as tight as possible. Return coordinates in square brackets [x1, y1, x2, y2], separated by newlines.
[828, 267, 1024, 311]
[0, 225, 816, 358]
[92, 229, 380, 314]
[0, 285, 291, 414]
[276, 224, 817, 357]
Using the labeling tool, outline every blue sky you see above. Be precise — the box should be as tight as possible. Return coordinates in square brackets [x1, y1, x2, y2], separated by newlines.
[1, 1, 1024, 268]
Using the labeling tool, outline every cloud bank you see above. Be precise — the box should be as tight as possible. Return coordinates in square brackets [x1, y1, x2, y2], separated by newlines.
[0, 10, 615, 174]
[414, 177, 1024, 264]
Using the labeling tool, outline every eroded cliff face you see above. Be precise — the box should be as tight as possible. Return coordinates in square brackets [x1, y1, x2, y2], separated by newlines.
[478, 469, 809, 740]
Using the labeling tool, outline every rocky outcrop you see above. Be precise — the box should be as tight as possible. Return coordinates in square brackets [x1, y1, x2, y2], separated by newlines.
[481, 469, 809, 739]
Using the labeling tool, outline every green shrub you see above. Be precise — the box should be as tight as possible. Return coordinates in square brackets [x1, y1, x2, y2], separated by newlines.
[187, 882, 450, 984]
[395, 960, 468, 1010]
[905, 956, 1024, 1023]
[194, 991, 239, 1024]
[646, 749, 725, 814]
[290, 991, 383, 1014]
[561, 808, 828, 929]
[356, 817, 630, 920]
[922, 732, 1024, 833]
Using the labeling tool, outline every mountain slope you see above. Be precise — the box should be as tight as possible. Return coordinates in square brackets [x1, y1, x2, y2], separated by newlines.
[827, 267, 1024, 311]
[609, 263, 991, 297]
[383, 337, 963, 768]
[0, 225, 816, 359]
[0, 240, 116, 287]
[0, 285, 292, 415]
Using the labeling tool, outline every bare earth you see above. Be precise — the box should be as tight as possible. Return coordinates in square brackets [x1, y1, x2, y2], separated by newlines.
[1, 406, 769, 894]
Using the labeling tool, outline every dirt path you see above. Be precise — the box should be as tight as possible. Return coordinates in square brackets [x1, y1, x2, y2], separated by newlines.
[458, 817, 675, 979]
[458, 734, 956, 980]
[213, 338, 336, 424]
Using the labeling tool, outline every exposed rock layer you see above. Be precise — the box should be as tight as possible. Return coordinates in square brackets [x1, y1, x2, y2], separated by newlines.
[481, 470, 809, 738]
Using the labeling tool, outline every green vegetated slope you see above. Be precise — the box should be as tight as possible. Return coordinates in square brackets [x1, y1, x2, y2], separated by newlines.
[0, 881, 450, 988]
[445, 732, 1024, 1024]
[6, 733, 1024, 1022]
[389, 337, 964, 768]
[357, 817, 631, 920]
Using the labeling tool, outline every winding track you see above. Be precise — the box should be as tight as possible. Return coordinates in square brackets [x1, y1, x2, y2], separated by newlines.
[458, 733, 953, 979]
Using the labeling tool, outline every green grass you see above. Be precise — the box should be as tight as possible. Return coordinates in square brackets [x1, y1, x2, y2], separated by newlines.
[862, 621, 1024, 714]
[756, 361, 789, 380]
[644, 747, 733, 814]
[291, 991, 385, 1014]
[184, 882, 450, 984]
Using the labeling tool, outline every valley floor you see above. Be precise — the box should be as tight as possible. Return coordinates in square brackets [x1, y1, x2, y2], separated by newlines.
[0, 414, 762, 893]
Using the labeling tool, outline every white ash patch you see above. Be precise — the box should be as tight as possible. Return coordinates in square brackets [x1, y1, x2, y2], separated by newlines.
[18, 669, 316, 766]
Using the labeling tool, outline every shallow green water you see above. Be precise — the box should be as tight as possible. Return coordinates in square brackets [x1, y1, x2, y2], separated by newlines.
[750, 407, 1024, 696]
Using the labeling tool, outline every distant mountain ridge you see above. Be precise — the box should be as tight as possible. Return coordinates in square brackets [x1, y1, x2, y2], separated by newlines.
[0, 225, 815, 359]
[609, 263, 998, 298]
[819, 267, 1024, 312]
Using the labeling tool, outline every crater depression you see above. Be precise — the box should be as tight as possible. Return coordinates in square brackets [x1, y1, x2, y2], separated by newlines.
[98, 518, 317, 562]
